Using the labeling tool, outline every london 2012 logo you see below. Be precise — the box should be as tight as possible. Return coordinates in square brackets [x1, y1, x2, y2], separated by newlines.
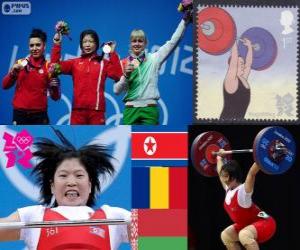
[2, 129, 33, 169]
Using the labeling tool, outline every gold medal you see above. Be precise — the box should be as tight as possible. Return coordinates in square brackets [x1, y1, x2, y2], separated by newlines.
[17, 59, 28, 67]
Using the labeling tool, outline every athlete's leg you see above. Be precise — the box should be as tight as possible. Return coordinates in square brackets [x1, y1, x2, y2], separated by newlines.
[238, 225, 259, 250]
[221, 225, 242, 250]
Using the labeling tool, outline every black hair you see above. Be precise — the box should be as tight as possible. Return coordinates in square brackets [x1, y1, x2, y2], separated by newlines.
[221, 160, 243, 183]
[80, 29, 99, 51]
[31, 129, 115, 207]
[29, 28, 47, 43]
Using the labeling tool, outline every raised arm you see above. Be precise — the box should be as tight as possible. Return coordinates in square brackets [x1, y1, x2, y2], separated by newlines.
[224, 41, 239, 93]
[50, 32, 73, 74]
[244, 162, 260, 194]
[155, 19, 188, 65]
[50, 33, 62, 63]
[241, 38, 253, 79]
[0, 212, 21, 241]
[216, 153, 227, 190]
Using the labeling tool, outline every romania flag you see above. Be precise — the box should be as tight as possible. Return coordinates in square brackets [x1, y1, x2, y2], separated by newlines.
[132, 166, 187, 209]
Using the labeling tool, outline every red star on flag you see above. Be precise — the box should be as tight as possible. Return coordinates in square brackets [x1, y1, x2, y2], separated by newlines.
[145, 138, 156, 153]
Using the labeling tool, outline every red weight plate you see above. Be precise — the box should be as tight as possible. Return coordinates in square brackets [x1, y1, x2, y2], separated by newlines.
[205, 144, 220, 164]
[191, 131, 232, 177]
[198, 7, 236, 55]
[205, 18, 223, 41]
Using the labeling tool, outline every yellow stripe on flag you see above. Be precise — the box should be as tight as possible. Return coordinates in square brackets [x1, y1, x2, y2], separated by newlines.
[150, 167, 169, 208]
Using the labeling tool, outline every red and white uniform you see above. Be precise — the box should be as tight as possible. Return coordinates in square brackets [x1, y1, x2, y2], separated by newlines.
[51, 44, 123, 124]
[18, 205, 130, 250]
[224, 184, 276, 243]
[2, 55, 60, 111]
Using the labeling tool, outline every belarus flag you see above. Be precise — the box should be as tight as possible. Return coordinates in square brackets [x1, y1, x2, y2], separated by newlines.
[130, 209, 187, 250]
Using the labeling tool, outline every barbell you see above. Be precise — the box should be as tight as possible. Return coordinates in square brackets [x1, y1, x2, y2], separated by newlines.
[197, 7, 278, 70]
[198, 7, 236, 55]
[191, 126, 296, 177]
[0, 218, 130, 229]
[238, 27, 277, 70]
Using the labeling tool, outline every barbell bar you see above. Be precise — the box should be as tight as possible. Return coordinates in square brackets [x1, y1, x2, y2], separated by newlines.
[212, 149, 254, 155]
[0, 219, 130, 230]
[212, 144, 287, 156]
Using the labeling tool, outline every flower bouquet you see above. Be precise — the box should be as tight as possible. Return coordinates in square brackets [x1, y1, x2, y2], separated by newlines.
[48, 63, 62, 78]
[55, 20, 72, 40]
[178, 0, 193, 22]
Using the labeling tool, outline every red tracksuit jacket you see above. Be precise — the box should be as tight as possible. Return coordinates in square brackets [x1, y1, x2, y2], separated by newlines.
[51, 44, 123, 111]
[2, 54, 60, 111]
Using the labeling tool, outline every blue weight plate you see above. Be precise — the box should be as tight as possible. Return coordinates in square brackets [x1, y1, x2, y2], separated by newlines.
[191, 131, 231, 177]
[238, 27, 277, 70]
[253, 127, 296, 174]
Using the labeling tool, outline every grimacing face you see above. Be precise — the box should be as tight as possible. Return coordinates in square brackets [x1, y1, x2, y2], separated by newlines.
[220, 170, 230, 185]
[220, 170, 237, 189]
[51, 158, 91, 206]
[29, 37, 45, 59]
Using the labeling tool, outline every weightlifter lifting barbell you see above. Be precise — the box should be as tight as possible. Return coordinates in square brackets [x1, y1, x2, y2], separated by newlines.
[191, 126, 296, 249]
[197, 7, 279, 120]
[216, 155, 277, 249]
